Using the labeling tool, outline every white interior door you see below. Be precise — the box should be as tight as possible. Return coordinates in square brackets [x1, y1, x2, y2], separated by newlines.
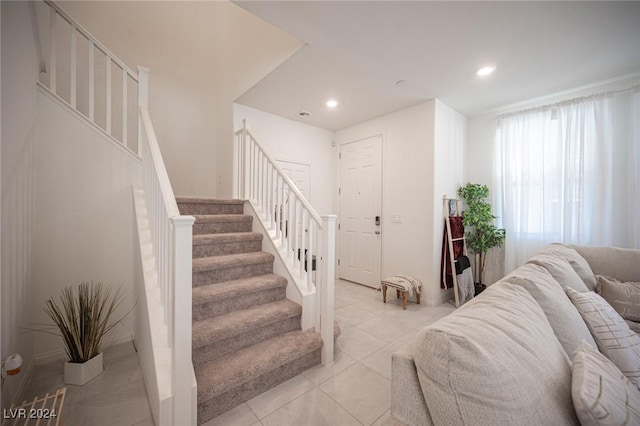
[339, 136, 382, 288]
[276, 160, 311, 201]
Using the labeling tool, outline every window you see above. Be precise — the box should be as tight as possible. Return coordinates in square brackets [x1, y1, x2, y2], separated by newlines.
[494, 88, 639, 273]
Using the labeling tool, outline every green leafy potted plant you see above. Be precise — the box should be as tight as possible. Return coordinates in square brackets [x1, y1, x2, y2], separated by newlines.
[457, 183, 506, 289]
[44, 282, 124, 385]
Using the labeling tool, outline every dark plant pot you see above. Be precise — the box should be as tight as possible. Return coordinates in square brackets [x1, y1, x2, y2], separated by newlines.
[474, 283, 486, 296]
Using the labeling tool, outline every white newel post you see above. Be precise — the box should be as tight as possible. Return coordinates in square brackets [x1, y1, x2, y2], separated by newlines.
[137, 67, 150, 157]
[320, 215, 337, 365]
[171, 215, 196, 426]
[243, 121, 250, 200]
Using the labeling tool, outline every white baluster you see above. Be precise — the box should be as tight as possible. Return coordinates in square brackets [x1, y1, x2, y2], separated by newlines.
[49, 8, 57, 92]
[70, 27, 77, 108]
[106, 58, 112, 134]
[89, 43, 95, 121]
[122, 68, 128, 146]
[307, 221, 314, 292]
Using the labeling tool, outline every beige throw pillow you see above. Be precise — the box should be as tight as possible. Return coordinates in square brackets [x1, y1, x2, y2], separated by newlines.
[572, 341, 640, 426]
[566, 288, 640, 390]
[597, 275, 640, 322]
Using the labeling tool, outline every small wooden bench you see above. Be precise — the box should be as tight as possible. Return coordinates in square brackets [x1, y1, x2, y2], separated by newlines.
[381, 275, 422, 310]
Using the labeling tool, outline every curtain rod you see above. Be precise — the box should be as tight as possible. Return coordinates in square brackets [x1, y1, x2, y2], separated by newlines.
[495, 84, 639, 120]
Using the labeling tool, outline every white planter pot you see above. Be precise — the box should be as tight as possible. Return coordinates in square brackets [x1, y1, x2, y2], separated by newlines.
[64, 353, 104, 385]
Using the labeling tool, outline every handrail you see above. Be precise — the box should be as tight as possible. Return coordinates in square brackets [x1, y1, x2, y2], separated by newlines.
[234, 121, 336, 365]
[139, 108, 180, 218]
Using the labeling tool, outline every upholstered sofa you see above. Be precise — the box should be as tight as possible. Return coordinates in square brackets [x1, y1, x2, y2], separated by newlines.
[390, 244, 640, 425]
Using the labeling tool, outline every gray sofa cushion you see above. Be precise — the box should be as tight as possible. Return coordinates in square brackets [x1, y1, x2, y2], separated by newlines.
[541, 243, 597, 291]
[502, 263, 596, 356]
[527, 253, 590, 292]
[571, 245, 640, 283]
[414, 282, 578, 426]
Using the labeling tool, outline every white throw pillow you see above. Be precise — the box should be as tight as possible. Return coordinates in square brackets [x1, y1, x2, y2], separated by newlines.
[572, 341, 640, 426]
[528, 253, 590, 292]
[566, 288, 640, 390]
[502, 263, 596, 357]
[415, 282, 578, 426]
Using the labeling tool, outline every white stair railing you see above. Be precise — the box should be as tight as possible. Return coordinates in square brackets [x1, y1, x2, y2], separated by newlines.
[233, 120, 336, 365]
[36, 2, 196, 424]
[38, 0, 139, 155]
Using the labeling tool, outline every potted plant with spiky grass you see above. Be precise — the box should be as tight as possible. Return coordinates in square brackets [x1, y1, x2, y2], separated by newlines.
[45, 282, 124, 385]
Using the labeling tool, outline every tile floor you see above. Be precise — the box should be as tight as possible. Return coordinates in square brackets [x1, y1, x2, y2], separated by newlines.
[204, 279, 455, 426]
[19, 280, 455, 426]
[19, 341, 153, 426]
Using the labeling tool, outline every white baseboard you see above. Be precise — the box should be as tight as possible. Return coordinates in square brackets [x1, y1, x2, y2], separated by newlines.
[33, 333, 133, 366]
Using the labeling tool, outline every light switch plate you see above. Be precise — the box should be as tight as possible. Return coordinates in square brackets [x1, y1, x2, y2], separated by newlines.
[392, 214, 402, 223]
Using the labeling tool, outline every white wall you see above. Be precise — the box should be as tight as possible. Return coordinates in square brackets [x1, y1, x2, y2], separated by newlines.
[335, 101, 440, 304]
[1, 1, 38, 408]
[57, 1, 303, 199]
[432, 100, 467, 303]
[467, 74, 640, 284]
[233, 104, 335, 215]
[31, 88, 140, 360]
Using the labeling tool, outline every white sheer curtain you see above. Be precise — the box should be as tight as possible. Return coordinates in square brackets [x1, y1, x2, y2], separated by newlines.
[494, 87, 640, 273]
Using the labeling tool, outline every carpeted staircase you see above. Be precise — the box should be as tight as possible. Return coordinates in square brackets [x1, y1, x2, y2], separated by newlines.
[177, 198, 324, 424]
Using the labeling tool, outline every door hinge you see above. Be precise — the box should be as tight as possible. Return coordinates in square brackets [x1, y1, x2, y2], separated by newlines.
[338, 187, 341, 195]
[339, 153, 342, 159]
[338, 259, 341, 266]
[338, 223, 341, 230]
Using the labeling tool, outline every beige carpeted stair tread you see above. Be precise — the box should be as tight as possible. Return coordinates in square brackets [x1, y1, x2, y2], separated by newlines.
[177, 198, 243, 205]
[192, 274, 286, 305]
[193, 214, 252, 223]
[193, 252, 274, 272]
[192, 299, 301, 349]
[193, 232, 262, 246]
[196, 329, 322, 402]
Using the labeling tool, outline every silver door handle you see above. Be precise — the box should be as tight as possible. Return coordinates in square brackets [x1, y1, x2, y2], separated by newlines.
[375, 230, 381, 235]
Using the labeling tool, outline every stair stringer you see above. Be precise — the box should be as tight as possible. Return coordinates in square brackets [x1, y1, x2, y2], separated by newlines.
[243, 201, 316, 331]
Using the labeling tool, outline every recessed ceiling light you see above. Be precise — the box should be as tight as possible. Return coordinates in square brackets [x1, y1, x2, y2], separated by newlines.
[298, 111, 311, 117]
[326, 99, 338, 108]
[476, 65, 496, 77]
[396, 80, 406, 86]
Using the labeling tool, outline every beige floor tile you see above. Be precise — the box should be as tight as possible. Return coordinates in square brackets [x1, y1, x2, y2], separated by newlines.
[372, 410, 391, 426]
[361, 344, 398, 380]
[261, 389, 360, 426]
[202, 403, 259, 426]
[335, 304, 378, 326]
[337, 327, 387, 360]
[303, 349, 357, 385]
[247, 374, 315, 419]
[391, 329, 419, 349]
[357, 316, 409, 342]
[319, 363, 391, 425]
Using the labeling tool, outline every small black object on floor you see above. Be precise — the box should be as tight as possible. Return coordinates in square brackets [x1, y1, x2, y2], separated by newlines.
[474, 283, 487, 296]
